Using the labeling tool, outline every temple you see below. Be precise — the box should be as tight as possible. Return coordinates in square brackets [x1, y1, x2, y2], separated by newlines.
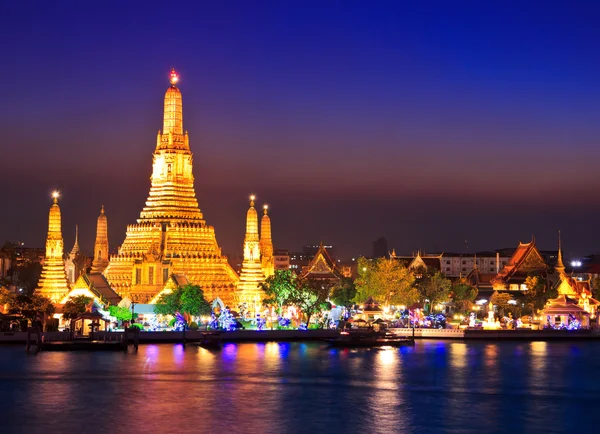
[91, 206, 109, 273]
[103, 70, 239, 303]
[300, 242, 344, 285]
[36, 192, 70, 303]
[64, 225, 87, 285]
[543, 232, 599, 324]
[260, 205, 274, 278]
[237, 195, 266, 314]
[490, 238, 548, 291]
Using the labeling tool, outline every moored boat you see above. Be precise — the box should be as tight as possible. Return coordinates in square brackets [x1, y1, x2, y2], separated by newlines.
[327, 331, 414, 348]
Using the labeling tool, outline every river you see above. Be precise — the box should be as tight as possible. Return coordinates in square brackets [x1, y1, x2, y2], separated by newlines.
[0, 340, 598, 433]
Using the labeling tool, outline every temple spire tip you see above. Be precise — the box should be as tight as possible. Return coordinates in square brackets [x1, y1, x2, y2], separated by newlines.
[170, 68, 179, 85]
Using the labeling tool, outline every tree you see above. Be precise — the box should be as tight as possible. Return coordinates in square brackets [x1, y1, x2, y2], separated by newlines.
[153, 284, 211, 321]
[8, 294, 54, 322]
[524, 275, 546, 314]
[490, 292, 513, 317]
[108, 305, 133, 322]
[260, 269, 298, 315]
[416, 272, 452, 312]
[62, 295, 93, 320]
[0, 286, 15, 306]
[292, 279, 330, 326]
[330, 277, 357, 308]
[451, 282, 478, 313]
[354, 257, 417, 306]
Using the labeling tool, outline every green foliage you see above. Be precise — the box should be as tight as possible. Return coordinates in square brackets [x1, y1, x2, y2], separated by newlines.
[188, 321, 199, 330]
[291, 279, 331, 325]
[354, 257, 417, 306]
[168, 317, 176, 327]
[108, 305, 133, 322]
[62, 295, 93, 320]
[153, 284, 211, 317]
[330, 277, 357, 307]
[417, 272, 452, 312]
[260, 269, 298, 315]
[130, 323, 144, 330]
[8, 294, 55, 321]
[451, 282, 478, 312]
[490, 292, 514, 317]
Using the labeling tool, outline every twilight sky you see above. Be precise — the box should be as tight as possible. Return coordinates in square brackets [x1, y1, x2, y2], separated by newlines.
[1, 1, 599, 259]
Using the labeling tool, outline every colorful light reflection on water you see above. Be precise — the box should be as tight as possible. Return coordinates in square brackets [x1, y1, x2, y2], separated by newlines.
[0, 340, 599, 433]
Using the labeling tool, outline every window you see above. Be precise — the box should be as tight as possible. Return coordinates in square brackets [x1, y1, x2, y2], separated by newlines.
[462, 260, 466, 265]
[167, 164, 172, 174]
[149, 267, 154, 285]
[135, 268, 141, 284]
[163, 268, 169, 284]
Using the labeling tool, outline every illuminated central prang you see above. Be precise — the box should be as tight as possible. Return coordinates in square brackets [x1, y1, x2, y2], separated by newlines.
[104, 71, 239, 304]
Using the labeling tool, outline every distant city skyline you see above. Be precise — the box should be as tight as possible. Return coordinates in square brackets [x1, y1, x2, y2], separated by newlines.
[1, 2, 599, 258]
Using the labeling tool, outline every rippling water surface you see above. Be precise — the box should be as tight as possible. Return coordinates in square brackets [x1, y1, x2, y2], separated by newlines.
[1, 340, 599, 433]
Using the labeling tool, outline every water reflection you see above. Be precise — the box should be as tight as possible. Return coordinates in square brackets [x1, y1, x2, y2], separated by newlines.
[1, 341, 599, 433]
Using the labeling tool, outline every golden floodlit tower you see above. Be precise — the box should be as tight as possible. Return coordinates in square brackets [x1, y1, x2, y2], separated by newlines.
[103, 69, 239, 303]
[36, 192, 70, 303]
[260, 204, 274, 278]
[237, 195, 266, 314]
[91, 205, 109, 273]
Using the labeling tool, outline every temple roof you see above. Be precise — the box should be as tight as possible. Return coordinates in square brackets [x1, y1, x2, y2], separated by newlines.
[543, 294, 590, 315]
[84, 273, 122, 306]
[465, 267, 495, 288]
[301, 243, 343, 280]
[491, 240, 547, 284]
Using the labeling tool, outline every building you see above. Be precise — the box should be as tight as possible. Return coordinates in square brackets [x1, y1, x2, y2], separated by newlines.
[390, 250, 442, 277]
[372, 237, 389, 259]
[274, 249, 290, 271]
[64, 225, 88, 285]
[259, 205, 274, 278]
[490, 238, 548, 292]
[237, 196, 267, 315]
[91, 206, 109, 273]
[103, 70, 239, 304]
[36, 193, 70, 303]
[439, 252, 510, 277]
[59, 273, 122, 307]
[544, 234, 599, 320]
[300, 243, 344, 286]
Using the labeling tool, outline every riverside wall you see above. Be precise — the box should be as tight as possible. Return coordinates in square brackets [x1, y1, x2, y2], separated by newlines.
[2, 328, 599, 344]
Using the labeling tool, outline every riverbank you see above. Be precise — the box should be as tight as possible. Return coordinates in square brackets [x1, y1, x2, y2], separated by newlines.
[1, 327, 600, 344]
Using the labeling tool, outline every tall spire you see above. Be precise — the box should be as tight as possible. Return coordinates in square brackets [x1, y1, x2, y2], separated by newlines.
[37, 192, 70, 302]
[245, 195, 259, 239]
[237, 195, 266, 314]
[556, 230, 565, 273]
[260, 204, 274, 278]
[70, 225, 80, 256]
[162, 68, 183, 137]
[92, 205, 109, 273]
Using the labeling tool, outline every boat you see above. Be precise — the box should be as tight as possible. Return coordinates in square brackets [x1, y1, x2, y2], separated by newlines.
[327, 331, 414, 348]
[197, 332, 222, 349]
